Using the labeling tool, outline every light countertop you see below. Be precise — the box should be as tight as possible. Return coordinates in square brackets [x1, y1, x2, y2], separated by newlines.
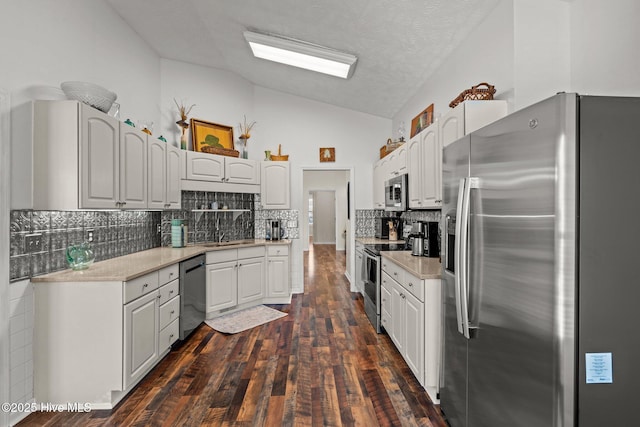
[32, 239, 292, 283]
[381, 251, 442, 280]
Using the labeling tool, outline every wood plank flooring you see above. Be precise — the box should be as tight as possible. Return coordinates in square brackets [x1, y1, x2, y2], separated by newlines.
[18, 244, 448, 426]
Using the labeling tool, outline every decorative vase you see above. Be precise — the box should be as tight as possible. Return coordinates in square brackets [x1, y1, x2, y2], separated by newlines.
[66, 241, 95, 270]
[180, 130, 188, 150]
[238, 137, 249, 159]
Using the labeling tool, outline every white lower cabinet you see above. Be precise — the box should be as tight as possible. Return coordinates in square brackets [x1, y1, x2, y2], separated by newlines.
[237, 256, 266, 305]
[266, 245, 290, 299]
[206, 259, 238, 312]
[381, 257, 441, 397]
[206, 246, 268, 317]
[33, 263, 180, 409]
[124, 290, 159, 388]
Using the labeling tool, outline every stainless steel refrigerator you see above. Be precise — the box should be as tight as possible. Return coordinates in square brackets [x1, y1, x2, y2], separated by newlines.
[440, 93, 640, 427]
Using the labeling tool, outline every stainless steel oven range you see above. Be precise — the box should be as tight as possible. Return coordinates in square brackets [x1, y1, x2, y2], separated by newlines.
[362, 242, 408, 333]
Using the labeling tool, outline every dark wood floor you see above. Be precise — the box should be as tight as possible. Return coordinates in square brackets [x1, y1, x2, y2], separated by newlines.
[18, 244, 447, 426]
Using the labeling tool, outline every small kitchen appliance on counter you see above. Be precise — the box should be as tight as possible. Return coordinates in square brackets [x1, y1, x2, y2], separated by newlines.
[421, 221, 440, 258]
[375, 217, 403, 240]
[266, 219, 282, 240]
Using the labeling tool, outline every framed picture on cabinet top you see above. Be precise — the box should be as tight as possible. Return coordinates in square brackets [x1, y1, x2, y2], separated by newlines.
[410, 103, 434, 138]
[191, 118, 235, 154]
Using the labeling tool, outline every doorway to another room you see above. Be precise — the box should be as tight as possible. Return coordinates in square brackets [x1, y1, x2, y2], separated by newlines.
[302, 169, 352, 284]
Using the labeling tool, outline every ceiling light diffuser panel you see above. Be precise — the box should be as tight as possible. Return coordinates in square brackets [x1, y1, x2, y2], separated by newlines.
[243, 31, 357, 79]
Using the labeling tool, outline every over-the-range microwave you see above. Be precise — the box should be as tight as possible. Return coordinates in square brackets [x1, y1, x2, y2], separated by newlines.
[384, 174, 408, 211]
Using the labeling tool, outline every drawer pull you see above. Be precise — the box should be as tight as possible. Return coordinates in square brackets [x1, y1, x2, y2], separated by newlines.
[169, 272, 174, 277]
[170, 310, 175, 315]
[143, 283, 149, 288]
[408, 282, 414, 287]
[169, 290, 174, 294]
[393, 272, 398, 276]
[169, 334, 174, 339]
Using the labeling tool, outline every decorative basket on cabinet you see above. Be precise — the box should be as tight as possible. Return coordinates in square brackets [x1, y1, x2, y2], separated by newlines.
[449, 82, 496, 108]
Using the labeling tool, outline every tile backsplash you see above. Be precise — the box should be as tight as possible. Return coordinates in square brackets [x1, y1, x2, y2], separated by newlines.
[355, 209, 442, 238]
[9, 210, 161, 282]
[7, 191, 298, 282]
[160, 191, 256, 246]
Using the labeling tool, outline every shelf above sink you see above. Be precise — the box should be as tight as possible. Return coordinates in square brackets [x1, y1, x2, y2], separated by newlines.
[192, 208, 251, 221]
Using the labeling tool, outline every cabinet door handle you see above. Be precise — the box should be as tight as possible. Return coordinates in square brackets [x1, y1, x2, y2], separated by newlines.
[121, 201, 127, 206]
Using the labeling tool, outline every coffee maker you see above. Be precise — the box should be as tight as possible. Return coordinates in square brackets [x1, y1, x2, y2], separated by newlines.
[421, 221, 440, 258]
[265, 219, 282, 241]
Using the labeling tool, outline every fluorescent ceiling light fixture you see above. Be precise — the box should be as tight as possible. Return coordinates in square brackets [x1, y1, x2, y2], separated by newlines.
[243, 31, 357, 79]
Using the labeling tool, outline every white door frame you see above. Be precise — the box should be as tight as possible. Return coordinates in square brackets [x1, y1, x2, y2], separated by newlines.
[1, 89, 11, 427]
[300, 166, 356, 291]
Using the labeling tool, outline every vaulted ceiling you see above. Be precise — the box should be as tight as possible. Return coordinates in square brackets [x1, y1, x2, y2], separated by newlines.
[107, 0, 500, 118]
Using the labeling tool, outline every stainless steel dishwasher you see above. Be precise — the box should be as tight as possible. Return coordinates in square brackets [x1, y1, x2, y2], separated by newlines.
[179, 254, 206, 340]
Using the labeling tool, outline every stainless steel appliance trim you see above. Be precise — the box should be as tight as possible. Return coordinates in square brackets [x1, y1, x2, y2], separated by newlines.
[554, 93, 576, 427]
[454, 178, 465, 337]
[179, 254, 206, 340]
[363, 248, 382, 333]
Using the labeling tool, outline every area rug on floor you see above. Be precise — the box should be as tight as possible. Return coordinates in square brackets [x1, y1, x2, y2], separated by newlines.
[205, 305, 287, 334]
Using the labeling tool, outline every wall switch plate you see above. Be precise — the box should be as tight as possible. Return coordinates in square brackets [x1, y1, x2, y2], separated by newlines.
[86, 229, 94, 242]
[287, 220, 298, 228]
[25, 233, 43, 253]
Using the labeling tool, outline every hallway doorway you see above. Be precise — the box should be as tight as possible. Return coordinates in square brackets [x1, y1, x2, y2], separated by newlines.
[310, 190, 336, 244]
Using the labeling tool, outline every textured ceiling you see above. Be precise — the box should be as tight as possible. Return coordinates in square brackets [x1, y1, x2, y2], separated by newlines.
[107, 0, 500, 118]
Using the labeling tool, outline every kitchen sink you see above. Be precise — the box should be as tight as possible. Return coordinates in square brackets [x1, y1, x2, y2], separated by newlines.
[201, 239, 255, 247]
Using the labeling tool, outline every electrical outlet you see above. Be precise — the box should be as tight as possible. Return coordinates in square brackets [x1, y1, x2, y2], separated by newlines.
[25, 233, 43, 253]
[86, 229, 94, 242]
[157, 224, 161, 234]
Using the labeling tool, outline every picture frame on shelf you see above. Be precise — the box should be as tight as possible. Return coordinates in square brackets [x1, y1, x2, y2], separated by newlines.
[191, 118, 235, 155]
[410, 104, 434, 138]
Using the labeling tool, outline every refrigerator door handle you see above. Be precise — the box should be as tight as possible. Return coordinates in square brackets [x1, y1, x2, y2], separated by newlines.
[459, 177, 472, 339]
[454, 178, 467, 336]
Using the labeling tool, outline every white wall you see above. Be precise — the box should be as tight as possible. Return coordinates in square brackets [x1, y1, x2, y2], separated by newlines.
[1, 90, 10, 427]
[1, 0, 161, 209]
[302, 170, 350, 251]
[392, 0, 514, 135]
[569, 0, 640, 97]
[159, 59, 255, 148]
[253, 87, 389, 292]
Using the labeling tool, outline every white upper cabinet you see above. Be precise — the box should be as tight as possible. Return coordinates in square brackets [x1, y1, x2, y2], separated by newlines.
[385, 143, 407, 180]
[119, 126, 148, 209]
[440, 100, 508, 148]
[165, 145, 182, 209]
[408, 123, 441, 209]
[33, 100, 180, 210]
[406, 100, 507, 210]
[147, 138, 167, 209]
[373, 155, 390, 209]
[80, 104, 121, 209]
[261, 161, 290, 209]
[225, 157, 259, 184]
[184, 151, 260, 193]
[185, 151, 258, 184]
[185, 151, 225, 182]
